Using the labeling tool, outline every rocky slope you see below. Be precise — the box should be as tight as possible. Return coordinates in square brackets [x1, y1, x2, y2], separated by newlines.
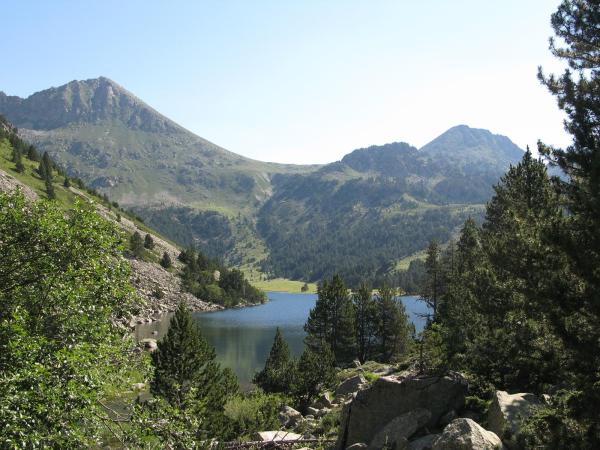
[0, 166, 222, 325]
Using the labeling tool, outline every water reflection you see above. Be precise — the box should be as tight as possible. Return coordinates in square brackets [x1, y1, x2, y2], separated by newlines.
[136, 292, 428, 390]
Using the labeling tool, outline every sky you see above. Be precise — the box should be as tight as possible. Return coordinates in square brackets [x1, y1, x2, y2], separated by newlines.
[1, 0, 571, 164]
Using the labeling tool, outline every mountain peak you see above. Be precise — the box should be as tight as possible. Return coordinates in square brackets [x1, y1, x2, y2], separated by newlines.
[420, 125, 524, 173]
[0, 77, 181, 133]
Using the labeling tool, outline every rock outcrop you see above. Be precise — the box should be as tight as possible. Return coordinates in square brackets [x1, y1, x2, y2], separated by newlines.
[0, 169, 38, 201]
[487, 391, 541, 448]
[335, 374, 368, 397]
[337, 372, 468, 449]
[432, 418, 503, 450]
[368, 408, 431, 450]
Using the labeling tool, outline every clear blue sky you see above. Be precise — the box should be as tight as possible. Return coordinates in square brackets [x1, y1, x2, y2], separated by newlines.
[1, 0, 570, 164]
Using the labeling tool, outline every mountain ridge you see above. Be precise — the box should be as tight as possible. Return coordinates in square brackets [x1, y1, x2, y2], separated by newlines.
[0, 77, 525, 284]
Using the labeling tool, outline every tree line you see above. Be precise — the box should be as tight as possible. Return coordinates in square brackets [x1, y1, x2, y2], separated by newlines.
[416, 2, 600, 445]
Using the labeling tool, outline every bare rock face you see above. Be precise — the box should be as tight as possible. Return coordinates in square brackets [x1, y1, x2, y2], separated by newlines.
[432, 418, 504, 450]
[368, 408, 431, 450]
[337, 373, 468, 450]
[487, 391, 541, 448]
[0, 169, 38, 201]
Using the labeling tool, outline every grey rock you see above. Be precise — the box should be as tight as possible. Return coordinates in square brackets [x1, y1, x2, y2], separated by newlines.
[336, 374, 367, 397]
[432, 418, 503, 450]
[487, 391, 541, 448]
[278, 405, 303, 428]
[347, 444, 368, 450]
[253, 431, 302, 442]
[337, 372, 468, 449]
[408, 434, 440, 450]
[369, 409, 431, 450]
[312, 392, 334, 409]
[307, 406, 320, 416]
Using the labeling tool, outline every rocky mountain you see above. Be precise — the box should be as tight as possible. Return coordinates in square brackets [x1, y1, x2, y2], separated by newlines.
[0, 78, 525, 285]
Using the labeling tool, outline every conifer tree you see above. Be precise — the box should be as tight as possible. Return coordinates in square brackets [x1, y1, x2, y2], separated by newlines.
[13, 148, 24, 173]
[130, 231, 144, 258]
[63, 176, 71, 188]
[144, 233, 155, 250]
[292, 346, 335, 412]
[151, 302, 238, 428]
[304, 274, 356, 365]
[353, 282, 378, 363]
[253, 327, 295, 393]
[376, 284, 413, 362]
[160, 251, 172, 269]
[45, 177, 55, 199]
[422, 240, 442, 319]
[26, 144, 39, 161]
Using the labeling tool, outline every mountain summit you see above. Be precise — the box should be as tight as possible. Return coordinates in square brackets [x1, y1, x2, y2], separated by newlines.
[0, 77, 525, 283]
[0, 77, 182, 133]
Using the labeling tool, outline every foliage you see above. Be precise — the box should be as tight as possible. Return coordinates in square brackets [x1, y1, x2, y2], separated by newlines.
[292, 346, 336, 412]
[253, 328, 296, 393]
[144, 233, 155, 250]
[148, 302, 239, 440]
[223, 391, 285, 440]
[0, 190, 136, 448]
[160, 251, 173, 269]
[304, 275, 356, 365]
[180, 247, 266, 307]
[129, 231, 144, 258]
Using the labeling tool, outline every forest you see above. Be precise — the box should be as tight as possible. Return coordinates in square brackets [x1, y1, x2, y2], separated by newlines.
[0, 0, 599, 448]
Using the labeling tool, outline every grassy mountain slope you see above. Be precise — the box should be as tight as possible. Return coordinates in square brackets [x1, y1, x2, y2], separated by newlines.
[0, 78, 524, 286]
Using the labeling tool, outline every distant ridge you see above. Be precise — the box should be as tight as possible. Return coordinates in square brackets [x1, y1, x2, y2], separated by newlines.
[0, 77, 525, 284]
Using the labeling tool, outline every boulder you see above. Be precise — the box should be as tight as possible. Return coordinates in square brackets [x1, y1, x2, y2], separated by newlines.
[307, 406, 320, 416]
[336, 374, 367, 397]
[432, 418, 503, 450]
[487, 391, 541, 448]
[408, 434, 440, 450]
[278, 405, 303, 428]
[368, 408, 431, 450]
[140, 338, 157, 351]
[254, 431, 302, 442]
[337, 373, 467, 449]
[312, 392, 334, 409]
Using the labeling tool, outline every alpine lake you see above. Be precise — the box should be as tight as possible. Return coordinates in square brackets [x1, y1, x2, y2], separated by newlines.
[135, 292, 430, 390]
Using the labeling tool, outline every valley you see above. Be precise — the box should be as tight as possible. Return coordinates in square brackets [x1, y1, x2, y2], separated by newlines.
[0, 78, 524, 287]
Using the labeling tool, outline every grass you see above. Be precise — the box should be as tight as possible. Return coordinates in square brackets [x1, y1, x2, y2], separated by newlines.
[251, 278, 317, 294]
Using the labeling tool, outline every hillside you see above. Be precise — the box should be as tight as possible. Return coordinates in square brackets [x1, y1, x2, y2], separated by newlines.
[0, 78, 524, 286]
[0, 117, 228, 323]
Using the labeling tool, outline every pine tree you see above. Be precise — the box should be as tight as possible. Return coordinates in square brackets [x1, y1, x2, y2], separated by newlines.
[160, 252, 172, 269]
[45, 177, 55, 200]
[353, 282, 378, 363]
[40, 151, 52, 181]
[144, 233, 155, 250]
[304, 274, 356, 365]
[63, 177, 71, 188]
[376, 284, 413, 363]
[253, 328, 295, 393]
[130, 231, 144, 258]
[292, 346, 335, 412]
[422, 240, 442, 319]
[151, 302, 238, 428]
[13, 148, 24, 173]
[26, 145, 39, 161]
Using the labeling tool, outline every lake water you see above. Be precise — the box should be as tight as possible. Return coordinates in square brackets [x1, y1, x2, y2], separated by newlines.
[136, 292, 429, 389]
